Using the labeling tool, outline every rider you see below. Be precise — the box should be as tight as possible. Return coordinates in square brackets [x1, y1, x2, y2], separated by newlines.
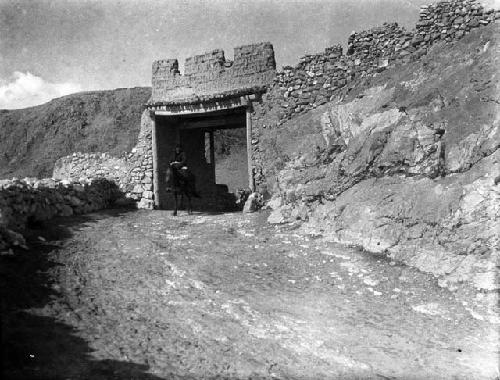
[167, 143, 200, 198]
[170, 144, 189, 182]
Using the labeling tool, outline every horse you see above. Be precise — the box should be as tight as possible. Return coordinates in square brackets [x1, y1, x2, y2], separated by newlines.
[165, 165, 200, 216]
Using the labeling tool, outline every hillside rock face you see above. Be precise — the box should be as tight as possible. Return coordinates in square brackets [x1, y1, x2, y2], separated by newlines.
[0, 87, 151, 179]
[266, 24, 499, 292]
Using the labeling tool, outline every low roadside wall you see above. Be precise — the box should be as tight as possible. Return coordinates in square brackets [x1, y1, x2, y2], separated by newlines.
[52, 110, 155, 209]
[0, 177, 122, 251]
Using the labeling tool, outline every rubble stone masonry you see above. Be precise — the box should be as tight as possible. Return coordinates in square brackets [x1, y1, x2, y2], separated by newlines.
[250, 0, 499, 187]
[2, 0, 496, 230]
[0, 178, 121, 250]
[266, 0, 499, 121]
[53, 110, 154, 209]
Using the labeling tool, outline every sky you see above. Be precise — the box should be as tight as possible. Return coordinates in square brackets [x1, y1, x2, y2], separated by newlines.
[0, 0, 498, 109]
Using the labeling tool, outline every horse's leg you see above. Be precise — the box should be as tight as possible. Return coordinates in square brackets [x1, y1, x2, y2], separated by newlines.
[173, 192, 178, 216]
[180, 193, 185, 210]
[187, 194, 192, 215]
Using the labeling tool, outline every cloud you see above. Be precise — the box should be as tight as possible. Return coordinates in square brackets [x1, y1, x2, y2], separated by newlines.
[0, 72, 82, 109]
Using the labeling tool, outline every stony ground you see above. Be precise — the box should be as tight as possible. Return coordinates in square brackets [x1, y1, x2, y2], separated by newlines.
[2, 209, 499, 379]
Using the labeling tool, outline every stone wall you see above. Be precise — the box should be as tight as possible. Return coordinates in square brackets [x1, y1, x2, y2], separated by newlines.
[53, 42, 276, 209]
[261, 19, 500, 293]
[53, 110, 155, 209]
[264, 0, 498, 122]
[50, 0, 498, 210]
[151, 42, 276, 103]
[0, 177, 122, 251]
[250, 0, 499, 188]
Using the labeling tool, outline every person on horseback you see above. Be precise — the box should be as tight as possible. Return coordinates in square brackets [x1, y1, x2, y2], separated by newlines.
[170, 144, 195, 183]
[170, 144, 188, 174]
[166, 144, 200, 215]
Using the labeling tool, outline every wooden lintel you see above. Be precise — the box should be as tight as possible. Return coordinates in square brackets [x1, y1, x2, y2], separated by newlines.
[180, 123, 244, 131]
[150, 96, 251, 116]
[180, 114, 245, 130]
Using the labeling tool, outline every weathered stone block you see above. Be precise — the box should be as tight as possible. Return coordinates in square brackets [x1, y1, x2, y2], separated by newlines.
[132, 184, 143, 194]
[137, 198, 154, 209]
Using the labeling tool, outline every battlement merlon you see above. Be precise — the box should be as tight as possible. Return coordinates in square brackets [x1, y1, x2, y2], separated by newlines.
[152, 59, 180, 78]
[151, 42, 277, 104]
[153, 42, 276, 80]
[232, 42, 276, 73]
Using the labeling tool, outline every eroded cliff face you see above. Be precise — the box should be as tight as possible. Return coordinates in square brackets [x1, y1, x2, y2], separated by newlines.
[266, 24, 499, 292]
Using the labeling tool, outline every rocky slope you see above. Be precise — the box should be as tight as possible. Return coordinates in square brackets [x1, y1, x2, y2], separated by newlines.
[0, 87, 151, 179]
[265, 24, 499, 292]
[213, 128, 248, 192]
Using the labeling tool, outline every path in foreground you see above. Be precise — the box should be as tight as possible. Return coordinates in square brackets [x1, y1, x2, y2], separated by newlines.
[3, 210, 498, 379]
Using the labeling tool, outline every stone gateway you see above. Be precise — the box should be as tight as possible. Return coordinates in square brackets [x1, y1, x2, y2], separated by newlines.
[147, 42, 276, 210]
[50, 0, 498, 213]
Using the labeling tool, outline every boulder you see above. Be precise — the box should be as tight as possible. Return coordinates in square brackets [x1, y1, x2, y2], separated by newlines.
[243, 193, 262, 213]
[138, 198, 154, 210]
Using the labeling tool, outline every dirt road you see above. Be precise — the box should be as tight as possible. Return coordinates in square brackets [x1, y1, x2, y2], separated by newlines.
[2, 210, 498, 379]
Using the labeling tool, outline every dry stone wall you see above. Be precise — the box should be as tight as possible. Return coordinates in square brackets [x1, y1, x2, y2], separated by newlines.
[267, 0, 499, 121]
[0, 111, 154, 250]
[54, 43, 278, 209]
[0, 177, 122, 251]
[43, 0, 498, 210]
[53, 110, 155, 209]
[251, 0, 499, 188]
[261, 18, 500, 293]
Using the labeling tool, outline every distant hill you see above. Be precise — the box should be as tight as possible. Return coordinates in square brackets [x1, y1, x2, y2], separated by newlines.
[0, 87, 151, 178]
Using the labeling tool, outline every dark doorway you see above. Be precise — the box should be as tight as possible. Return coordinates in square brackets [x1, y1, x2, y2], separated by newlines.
[153, 106, 249, 211]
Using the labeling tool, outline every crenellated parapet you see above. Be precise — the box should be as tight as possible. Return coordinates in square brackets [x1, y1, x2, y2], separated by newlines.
[151, 42, 276, 104]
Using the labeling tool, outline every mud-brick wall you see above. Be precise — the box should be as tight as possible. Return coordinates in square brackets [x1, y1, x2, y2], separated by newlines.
[151, 42, 276, 102]
[53, 110, 155, 209]
[250, 0, 499, 190]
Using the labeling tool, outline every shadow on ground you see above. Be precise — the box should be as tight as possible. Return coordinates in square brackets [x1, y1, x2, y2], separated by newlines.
[0, 209, 169, 380]
[1, 209, 267, 380]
